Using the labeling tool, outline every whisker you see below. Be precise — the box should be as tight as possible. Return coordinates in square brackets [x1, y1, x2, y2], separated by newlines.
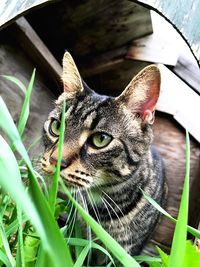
[101, 196, 124, 229]
[101, 189, 125, 218]
[86, 189, 101, 226]
[77, 189, 92, 242]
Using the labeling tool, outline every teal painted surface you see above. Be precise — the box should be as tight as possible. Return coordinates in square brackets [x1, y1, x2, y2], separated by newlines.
[133, 0, 200, 66]
[0, 0, 50, 29]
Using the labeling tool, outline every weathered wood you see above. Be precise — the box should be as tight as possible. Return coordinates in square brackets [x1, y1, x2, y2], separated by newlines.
[126, 33, 178, 66]
[156, 64, 200, 143]
[26, 0, 153, 61]
[132, 0, 200, 66]
[173, 55, 200, 94]
[81, 33, 179, 78]
[12, 16, 62, 93]
[147, 112, 200, 252]
[0, 42, 55, 156]
[0, 0, 50, 29]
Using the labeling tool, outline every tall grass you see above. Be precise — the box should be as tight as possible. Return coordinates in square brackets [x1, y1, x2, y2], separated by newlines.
[0, 71, 199, 267]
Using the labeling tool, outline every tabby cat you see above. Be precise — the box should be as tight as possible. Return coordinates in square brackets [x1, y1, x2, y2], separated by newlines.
[41, 52, 166, 256]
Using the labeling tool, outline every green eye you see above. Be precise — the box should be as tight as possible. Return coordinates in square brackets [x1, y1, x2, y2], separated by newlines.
[49, 119, 60, 137]
[91, 133, 112, 149]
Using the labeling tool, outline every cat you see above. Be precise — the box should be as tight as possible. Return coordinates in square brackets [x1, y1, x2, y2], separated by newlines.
[41, 52, 166, 256]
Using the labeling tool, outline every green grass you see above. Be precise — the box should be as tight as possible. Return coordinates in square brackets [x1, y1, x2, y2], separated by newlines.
[0, 71, 199, 267]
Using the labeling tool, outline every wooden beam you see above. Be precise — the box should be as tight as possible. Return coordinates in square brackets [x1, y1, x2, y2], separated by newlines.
[126, 33, 178, 66]
[81, 33, 179, 78]
[173, 55, 200, 94]
[12, 16, 62, 93]
[156, 64, 200, 143]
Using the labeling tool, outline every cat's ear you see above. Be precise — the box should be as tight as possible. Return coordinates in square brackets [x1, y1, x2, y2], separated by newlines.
[62, 52, 84, 93]
[116, 65, 161, 124]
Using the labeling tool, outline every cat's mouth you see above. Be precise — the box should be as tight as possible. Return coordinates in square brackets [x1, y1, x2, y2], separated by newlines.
[60, 172, 93, 188]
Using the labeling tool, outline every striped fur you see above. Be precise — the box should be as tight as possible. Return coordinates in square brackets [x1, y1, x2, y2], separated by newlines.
[41, 52, 166, 256]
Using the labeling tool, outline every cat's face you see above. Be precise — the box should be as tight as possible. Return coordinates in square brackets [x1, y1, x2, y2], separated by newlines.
[41, 52, 161, 189]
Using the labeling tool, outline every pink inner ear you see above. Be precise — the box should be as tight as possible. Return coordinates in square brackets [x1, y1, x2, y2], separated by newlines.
[139, 83, 159, 121]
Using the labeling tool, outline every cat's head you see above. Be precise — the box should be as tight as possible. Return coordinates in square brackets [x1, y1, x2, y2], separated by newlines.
[41, 52, 161, 189]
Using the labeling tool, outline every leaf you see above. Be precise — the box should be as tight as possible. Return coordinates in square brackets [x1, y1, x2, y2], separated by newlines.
[48, 100, 66, 213]
[1, 75, 26, 94]
[16, 207, 25, 267]
[0, 96, 73, 267]
[74, 244, 91, 267]
[157, 247, 168, 266]
[134, 255, 162, 264]
[168, 131, 190, 267]
[0, 249, 12, 267]
[17, 69, 35, 136]
[141, 191, 200, 239]
[183, 240, 200, 267]
[68, 238, 115, 266]
[0, 216, 15, 267]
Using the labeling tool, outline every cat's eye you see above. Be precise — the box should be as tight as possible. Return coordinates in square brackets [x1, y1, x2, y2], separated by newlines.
[49, 119, 60, 137]
[90, 132, 112, 149]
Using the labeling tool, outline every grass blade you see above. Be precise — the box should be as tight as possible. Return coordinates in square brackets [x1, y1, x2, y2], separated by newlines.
[74, 245, 91, 267]
[168, 131, 190, 267]
[0, 217, 15, 267]
[16, 207, 25, 267]
[49, 100, 66, 213]
[141, 190, 200, 239]
[17, 69, 35, 136]
[0, 250, 13, 267]
[1, 75, 26, 94]
[0, 97, 73, 267]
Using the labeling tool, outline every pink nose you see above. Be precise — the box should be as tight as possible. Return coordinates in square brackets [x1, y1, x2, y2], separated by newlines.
[49, 157, 69, 168]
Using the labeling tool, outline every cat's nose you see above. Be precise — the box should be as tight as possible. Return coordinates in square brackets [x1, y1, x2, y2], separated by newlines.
[49, 157, 70, 168]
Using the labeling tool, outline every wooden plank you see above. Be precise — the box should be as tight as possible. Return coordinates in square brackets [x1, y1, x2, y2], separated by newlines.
[26, 0, 153, 60]
[0, 0, 50, 29]
[173, 55, 200, 94]
[126, 33, 178, 66]
[81, 33, 179, 77]
[156, 64, 200, 142]
[12, 16, 62, 93]
[132, 0, 200, 66]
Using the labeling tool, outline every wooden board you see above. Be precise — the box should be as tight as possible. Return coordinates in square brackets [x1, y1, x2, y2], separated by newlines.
[11, 17, 62, 94]
[132, 0, 200, 66]
[26, 0, 153, 61]
[173, 55, 200, 94]
[126, 33, 178, 66]
[156, 64, 200, 143]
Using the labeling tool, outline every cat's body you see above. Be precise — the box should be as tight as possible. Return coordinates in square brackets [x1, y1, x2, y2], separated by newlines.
[41, 52, 166, 256]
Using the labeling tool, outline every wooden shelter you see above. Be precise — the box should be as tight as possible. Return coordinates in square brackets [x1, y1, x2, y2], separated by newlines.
[0, 0, 200, 255]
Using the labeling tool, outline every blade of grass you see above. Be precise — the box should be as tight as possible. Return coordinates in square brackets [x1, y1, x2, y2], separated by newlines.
[16, 206, 25, 267]
[17, 69, 35, 136]
[0, 97, 73, 267]
[68, 238, 115, 266]
[0, 250, 13, 267]
[168, 131, 190, 267]
[48, 100, 66, 213]
[0, 217, 15, 267]
[141, 190, 200, 239]
[1, 75, 26, 94]
[74, 244, 91, 267]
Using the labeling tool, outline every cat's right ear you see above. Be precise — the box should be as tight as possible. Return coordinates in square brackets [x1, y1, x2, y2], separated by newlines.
[62, 52, 84, 94]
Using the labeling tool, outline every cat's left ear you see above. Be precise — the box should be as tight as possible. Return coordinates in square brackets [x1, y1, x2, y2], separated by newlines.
[62, 52, 84, 94]
[116, 65, 161, 124]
